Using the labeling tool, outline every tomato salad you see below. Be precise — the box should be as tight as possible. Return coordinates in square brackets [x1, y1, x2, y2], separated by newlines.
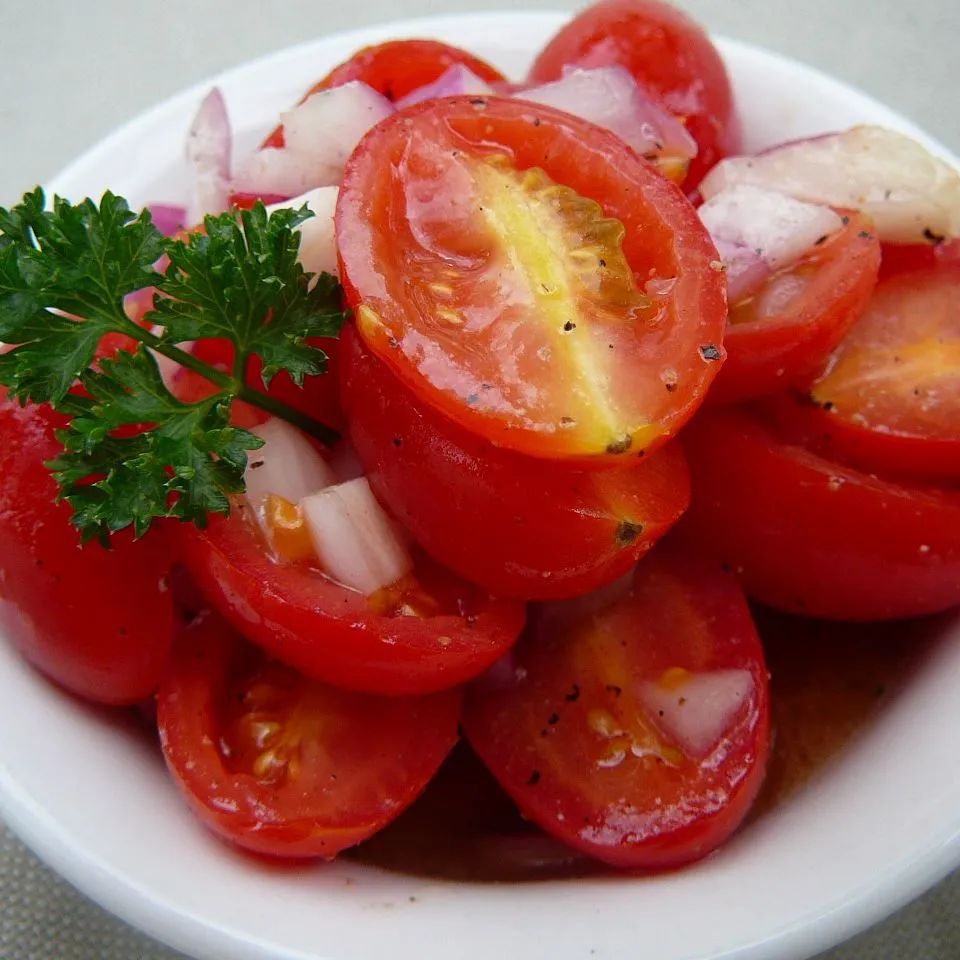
[0, 0, 958, 871]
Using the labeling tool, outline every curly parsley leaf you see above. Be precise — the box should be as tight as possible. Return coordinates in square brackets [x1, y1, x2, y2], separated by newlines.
[48, 349, 264, 543]
[0, 190, 164, 403]
[152, 204, 343, 386]
[0, 188, 346, 542]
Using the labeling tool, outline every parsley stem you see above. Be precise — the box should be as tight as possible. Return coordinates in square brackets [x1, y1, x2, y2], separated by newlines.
[131, 326, 341, 447]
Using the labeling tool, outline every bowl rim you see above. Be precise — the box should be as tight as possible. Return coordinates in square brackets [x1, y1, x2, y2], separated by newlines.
[2, 10, 959, 960]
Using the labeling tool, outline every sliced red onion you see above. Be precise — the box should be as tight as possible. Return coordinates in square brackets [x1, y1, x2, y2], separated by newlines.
[699, 126, 960, 245]
[515, 67, 697, 180]
[147, 203, 186, 237]
[301, 477, 413, 596]
[243, 419, 336, 518]
[185, 87, 232, 224]
[231, 82, 393, 197]
[639, 668, 754, 758]
[395, 64, 495, 109]
[699, 185, 843, 302]
[265, 186, 338, 277]
[711, 239, 773, 305]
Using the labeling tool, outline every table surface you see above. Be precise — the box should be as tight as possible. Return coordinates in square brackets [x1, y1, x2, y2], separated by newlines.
[0, 1, 958, 958]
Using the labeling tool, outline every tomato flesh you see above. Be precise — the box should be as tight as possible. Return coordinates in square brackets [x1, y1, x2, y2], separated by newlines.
[178, 502, 525, 695]
[797, 266, 960, 480]
[337, 95, 726, 461]
[710, 211, 881, 403]
[0, 394, 174, 704]
[463, 540, 770, 869]
[528, 0, 739, 189]
[341, 324, 690, 599]
[683, 404, 960, 620]
[158, 610, 460, 859]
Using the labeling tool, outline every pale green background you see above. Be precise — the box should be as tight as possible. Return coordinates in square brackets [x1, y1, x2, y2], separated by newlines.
[0, 1, 958, 958]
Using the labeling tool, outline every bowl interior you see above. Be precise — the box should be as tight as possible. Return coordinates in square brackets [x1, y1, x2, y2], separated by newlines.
[1, 11, 958, 960]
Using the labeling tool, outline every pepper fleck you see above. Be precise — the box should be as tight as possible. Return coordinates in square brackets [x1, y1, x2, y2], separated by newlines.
[606, 684, 622, 697]
[392, 437, 402, 448]
[606, 435, 632, 455]
[563, 320, 576, 332]
[548, 712, 560, 725]
[814, 235, 828, 246]
[565, 684, 581, 702]
[249, 460, 265, 470]
[924, 227, 946, 246]
[699, 344, 722, 362]
[615, 520, 644, 546]
[527, 769, 542, 785]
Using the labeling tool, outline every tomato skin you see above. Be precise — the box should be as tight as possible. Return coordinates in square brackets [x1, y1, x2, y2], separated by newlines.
[528, 0, 738, 188]
[710, 212, 881, 404]
[341, 324, 691, 599]
[337, 95, 727, 462]
[0, 395, 174, 704]
[262, 39, 507, 149]
[462, 540, 770, 870]
[878, 238, 960, 279]
[158, 610, 460, 859]
[682, 405, 960, 621]
[768, 392, 960, 485]
[178, 507, 525, 696]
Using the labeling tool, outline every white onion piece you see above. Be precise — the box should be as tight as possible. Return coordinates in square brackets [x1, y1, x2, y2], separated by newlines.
[230, 147, 324, 200]
[282, 81, 394, 183]
[186, 87, 232, 223]
[517, 67, 697, 165]
[266, 186, 339, 277]
[699, 185, 843, 301]
[301, 478, 412, 596]
[231, 82, 393, 197]
[243, 419, 336, 517]
[395, 64, 495, 109]
[700, 126, 960, 244]
[640, 669, 754, 758]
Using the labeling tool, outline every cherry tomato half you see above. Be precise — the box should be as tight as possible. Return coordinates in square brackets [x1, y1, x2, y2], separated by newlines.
[262, 39, 507, 149]
[682, 404, 960, 620]
[341, 323, 690, 599]
[463, 539, 771, 869]
[710, 211, 881, 404]
[179, 502, 525, 695]
[796, 265, 960, 481]
[158, 610, 460, 858]
[528, 0, 739, 189]
[337, 95, 726, 462]
[0, 394, 174, 704]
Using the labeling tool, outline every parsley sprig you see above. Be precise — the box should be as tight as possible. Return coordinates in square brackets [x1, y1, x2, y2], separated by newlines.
[0, 188, 345, 543]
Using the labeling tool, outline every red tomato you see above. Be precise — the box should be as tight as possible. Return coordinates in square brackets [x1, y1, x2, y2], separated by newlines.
[262, 40, 507, 150]
[878, 238, 960, 279]
[528, 0, 739, 188]
[158, 610, 460, 858]
[682, 405, 960, 620]
[462, 540, 771, 870]
[178, 504, 525, 695]
[0, 395, 174, 704]
[337, 95, 726, 462]
[792, 265, 960, 481]
[709, 212, 881, 404]
[341, 324, 690, 599]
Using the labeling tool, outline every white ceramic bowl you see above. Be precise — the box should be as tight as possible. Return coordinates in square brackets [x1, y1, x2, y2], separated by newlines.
[1, 11, 958, 960]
